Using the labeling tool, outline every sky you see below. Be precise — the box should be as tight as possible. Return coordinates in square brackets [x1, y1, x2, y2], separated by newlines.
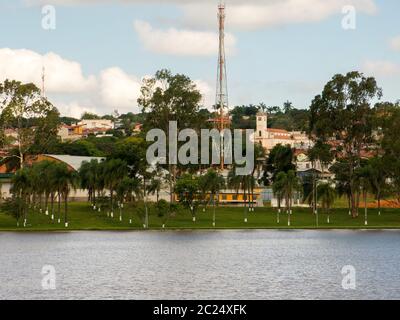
[0, 0, 399, 118]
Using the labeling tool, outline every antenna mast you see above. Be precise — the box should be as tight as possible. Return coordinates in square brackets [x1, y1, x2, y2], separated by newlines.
[215, 0, 230, 170]
[41, 66, 46, 98]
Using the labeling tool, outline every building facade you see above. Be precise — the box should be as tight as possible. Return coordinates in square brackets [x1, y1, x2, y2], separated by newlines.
[254, 112, 312, 152]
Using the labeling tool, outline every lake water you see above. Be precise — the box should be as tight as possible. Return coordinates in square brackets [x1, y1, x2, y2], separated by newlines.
[1, 230, 400, 300]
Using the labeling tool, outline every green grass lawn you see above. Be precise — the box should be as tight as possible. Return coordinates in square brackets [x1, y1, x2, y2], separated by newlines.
[1, 202, 400, 231]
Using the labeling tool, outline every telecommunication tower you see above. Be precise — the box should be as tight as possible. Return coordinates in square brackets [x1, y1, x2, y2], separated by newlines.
[214, 1, 231, 170]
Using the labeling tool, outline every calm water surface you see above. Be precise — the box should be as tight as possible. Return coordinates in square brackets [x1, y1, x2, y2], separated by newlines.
[1, 230, 400, 300]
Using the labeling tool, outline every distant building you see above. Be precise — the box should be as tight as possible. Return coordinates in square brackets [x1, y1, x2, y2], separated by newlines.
[133, 123, 143, 134]
[77, 119, 114, 131]
[254, 112, 312, 152]
[57, 124, 84, 142]
[295, 151, 332, 179]
[0, 154, 104, 200]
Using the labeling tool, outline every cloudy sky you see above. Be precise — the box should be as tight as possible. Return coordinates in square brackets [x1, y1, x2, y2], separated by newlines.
[0, 0, 399, 118]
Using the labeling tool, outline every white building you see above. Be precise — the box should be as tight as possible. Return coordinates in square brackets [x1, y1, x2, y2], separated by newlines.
[77, 119, 114, 130]
[254, 112, 312, 152]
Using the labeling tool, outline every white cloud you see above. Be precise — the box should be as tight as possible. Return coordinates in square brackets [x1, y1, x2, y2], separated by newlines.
[55, 101, 98, 119]
[389, 36, 400, 52]
[0, 47, 215, 116]
[181, 0, 377, 30]
[134, 20, 236, 56]
[99, 67, 142, 113]
[0, 48, 96, 93]
[362, 60, 400, 77]
[26, 0, 378, 31]
[194, 79, 214, 109]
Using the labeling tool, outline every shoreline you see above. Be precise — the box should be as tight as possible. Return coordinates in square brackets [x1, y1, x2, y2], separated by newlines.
[2, 226, 400, 232]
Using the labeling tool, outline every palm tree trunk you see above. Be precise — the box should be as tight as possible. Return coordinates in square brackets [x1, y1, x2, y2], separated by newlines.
[212, 193, 216, 227]
[287, 198, 291, 226]
[57, 191, 61, 223]
[50, 193, 55, 222]
[23, 194, 28, 227]
[45, 192, 49, 215]
[243, 185, 247, 223]
[64, 193, 68, 227]
[277, 197, 281, 224]
[110, 188, 114, 217]
[364, 190, 368, 226]
[377, 192, 381, 216]
[38, 193, 42, 213]
[93, 188, 96, 208]
[144, 178, 148, 228]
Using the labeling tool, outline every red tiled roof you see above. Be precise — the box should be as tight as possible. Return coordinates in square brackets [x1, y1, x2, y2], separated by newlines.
[267, 128, 289, 134]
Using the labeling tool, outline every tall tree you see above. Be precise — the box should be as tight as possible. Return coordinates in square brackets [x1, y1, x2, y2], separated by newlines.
[138, 69, 203, 202]
[309, 71, 382, 218]
[0, 80, 59, 168]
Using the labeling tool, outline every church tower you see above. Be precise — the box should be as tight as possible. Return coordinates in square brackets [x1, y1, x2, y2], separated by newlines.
[256, 112, 268, 140]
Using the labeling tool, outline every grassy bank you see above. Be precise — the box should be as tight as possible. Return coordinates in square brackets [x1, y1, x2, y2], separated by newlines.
[1, 202, 400, 231]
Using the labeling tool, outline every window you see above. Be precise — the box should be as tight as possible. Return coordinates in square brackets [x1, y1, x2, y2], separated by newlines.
[222, 194, 227, 201]
[259, 131, 262, 137]
[232, 195, 238, 201]
[258, 117, 262, 121]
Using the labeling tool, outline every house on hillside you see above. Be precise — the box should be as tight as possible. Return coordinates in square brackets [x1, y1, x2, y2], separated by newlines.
[58, 124, 85, 142]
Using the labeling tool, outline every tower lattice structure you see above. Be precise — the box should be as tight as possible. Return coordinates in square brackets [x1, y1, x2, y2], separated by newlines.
[213, 1, 231, 170]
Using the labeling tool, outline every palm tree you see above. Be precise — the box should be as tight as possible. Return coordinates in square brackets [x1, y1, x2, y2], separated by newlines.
[116, 176, 134, 222]
[175, 174, 200, 222]
[317, 183, 337, 224]
[127, 177, 142, 225]
[251, 143, 266, 212]
[103, 159, 128, 218]
[205, 169, 225, 227]
[31, 161, 52, 214]
[79, 159, 100, 209]
[272, 172, 286, 224]
[55, 163, 79, 228]
[275, 170, 301, 226]
[228, 162, 257, 223]
[148, 175, 162, 203]
[49, 163, 68, 225]
[10, 168, 32, 227]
